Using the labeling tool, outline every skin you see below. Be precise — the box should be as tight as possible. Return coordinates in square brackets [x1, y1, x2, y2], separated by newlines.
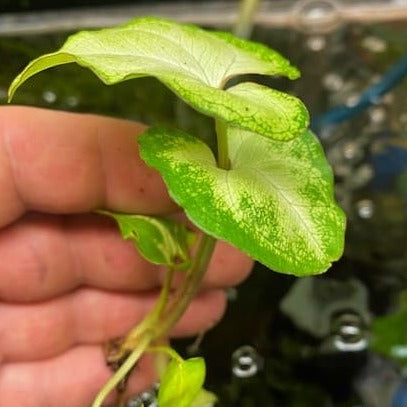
[0, 106, 253, 406]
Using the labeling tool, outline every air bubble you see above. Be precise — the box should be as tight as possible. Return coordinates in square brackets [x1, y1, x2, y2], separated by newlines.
[66, 95, 79, 108]
[226, 287, 238, 302]
[391, 345, 407, 359]
[345, 93, 360, 108]
[381, 92, 395, 106]
[323, 73, 344, 92]
[127, 384, 158, 407]
[306, 35, 326, 51]
[400, 113, 407, 128]
[294, 0, 342, 33]
[356, 199, 374, 219]
[333, 164, 351, 177]
[141, 390, 157, 406]
[368, 106, 386, 124]
[361, 36, 387, 53]
[231, 345, 263, 378]
[342, 141, 361, 161]
[350, 164, 374, 189]
[42, 90, 57, 104]
[127, 397, 143, 407]
[331, 313, 368, 352]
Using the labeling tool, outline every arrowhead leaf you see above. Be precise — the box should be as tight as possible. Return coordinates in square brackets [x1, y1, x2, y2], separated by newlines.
[139, 127, 346, 276]
[158, 357, 206, 407]
[98, 211, 195, 269]
[9, 17, 307, 140]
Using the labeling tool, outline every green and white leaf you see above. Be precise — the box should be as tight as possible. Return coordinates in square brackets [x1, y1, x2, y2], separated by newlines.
[158, 357, 206, 407]
[98, 211, 195, 269]
[139, 127, 346, 276]
[225, 82, 308, 141]
[9, 17, 308, 141]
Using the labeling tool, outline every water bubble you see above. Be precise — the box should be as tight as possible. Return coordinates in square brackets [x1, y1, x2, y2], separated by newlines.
[323, 73, 344, 92]
[333, 164, 351, 177]
[127, 384, 158, 407]
[306, 35, 326, 51]
[226, 287, 238, 302]
[382, 92, 394, 106]
[391, 345, 407, 360]
[42, 90, 57, 104]
[319, 126, 335, 141]
[126, 396, 143, 407]
[361, 36, 387, 53]
[342, 141, 361, 161]
[141, 389, 157, 405]
[231, 345, 263, 378]
[399, 113, 407, 128]
[356, 199, 374, 219]
[350, 164, 374, 189]
[368, 106, 386, 124]
[294, 0, 342, 33]
[345, 93, 360, 108]
[331, 313, 368, 352]
[66, 95, 79, 108]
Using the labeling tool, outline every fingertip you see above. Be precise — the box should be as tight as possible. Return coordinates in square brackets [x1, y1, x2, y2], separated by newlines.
[171, 289, 227, 337]
[205, 241, 254, 288]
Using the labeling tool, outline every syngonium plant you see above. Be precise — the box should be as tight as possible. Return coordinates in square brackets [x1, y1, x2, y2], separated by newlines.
[9, 17, 346, 407]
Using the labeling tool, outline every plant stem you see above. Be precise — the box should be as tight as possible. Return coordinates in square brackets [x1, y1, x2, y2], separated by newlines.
[93, 235, 215, 407]
[95, 108, 231, 407]
[147, 346, 184, 363]
[155, 267, 175, 317]
[155, 233, 216, 338]
[120, 267, 175, 353]
[215, 119, 230, 170]
[234, 0, 261, 39]
[92, 333, 152, 407]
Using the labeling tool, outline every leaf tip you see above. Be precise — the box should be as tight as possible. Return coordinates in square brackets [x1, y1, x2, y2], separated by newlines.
[287, 66, 301, 80]
[8, 76, 21, 102]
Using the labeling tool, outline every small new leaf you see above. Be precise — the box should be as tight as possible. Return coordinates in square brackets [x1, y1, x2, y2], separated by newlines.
[158, 357, 206, 407]
[98, 211, 195, 269]
[139, 126, 346, 276]
[8, 17, 307, 141]
[190, 388, 218, 406]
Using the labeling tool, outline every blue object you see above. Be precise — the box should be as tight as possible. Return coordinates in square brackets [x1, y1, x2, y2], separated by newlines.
[312, 54, 407, 132]
[369, 134, 407, 191]
[391, 381, 407, 407]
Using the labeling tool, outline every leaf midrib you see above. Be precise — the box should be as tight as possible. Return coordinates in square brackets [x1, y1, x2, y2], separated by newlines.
[74, 27, 214, 85]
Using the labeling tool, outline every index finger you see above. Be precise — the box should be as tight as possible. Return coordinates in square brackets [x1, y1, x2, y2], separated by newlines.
[0, 106, 176, 227]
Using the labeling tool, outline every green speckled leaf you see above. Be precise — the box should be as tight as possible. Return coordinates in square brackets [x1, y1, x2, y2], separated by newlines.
[225, 82, 308, 141]
[9, 17, 307, 140]
[158, 357, 205, 407]
[98, 211, 195, 269]
[139, 127, 346, 276]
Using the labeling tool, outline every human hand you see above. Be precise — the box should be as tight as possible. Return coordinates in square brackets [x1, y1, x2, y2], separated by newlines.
[0, 106, 253, 407]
